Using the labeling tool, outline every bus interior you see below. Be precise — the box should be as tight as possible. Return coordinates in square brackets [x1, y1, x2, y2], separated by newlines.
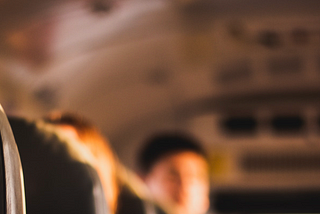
[1, 0, 320, 213]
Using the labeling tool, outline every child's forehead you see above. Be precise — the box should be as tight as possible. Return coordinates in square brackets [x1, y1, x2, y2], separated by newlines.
[153, 151, 208, 169]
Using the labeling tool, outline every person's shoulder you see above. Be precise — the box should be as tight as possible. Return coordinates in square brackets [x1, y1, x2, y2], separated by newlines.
[154, 206, 167, 214]
[116, 186, 146, 214]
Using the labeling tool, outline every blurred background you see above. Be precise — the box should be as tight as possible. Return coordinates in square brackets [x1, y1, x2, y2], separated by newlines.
[1, 0, 320, 212]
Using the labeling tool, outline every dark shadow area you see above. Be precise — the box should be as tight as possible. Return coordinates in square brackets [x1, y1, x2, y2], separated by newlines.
[213, 189, 320, 213]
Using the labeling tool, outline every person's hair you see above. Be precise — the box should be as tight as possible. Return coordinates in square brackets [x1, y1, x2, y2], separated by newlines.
[43, 112, 119, 214]
[43, 112, 96, 139]
[137, 132, 207, 175]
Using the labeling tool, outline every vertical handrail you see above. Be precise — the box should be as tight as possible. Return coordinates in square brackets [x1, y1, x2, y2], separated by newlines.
[0, 106, 26, 214]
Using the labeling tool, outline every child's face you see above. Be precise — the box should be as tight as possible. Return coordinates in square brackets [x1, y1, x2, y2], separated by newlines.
[144, 151, 210, 214]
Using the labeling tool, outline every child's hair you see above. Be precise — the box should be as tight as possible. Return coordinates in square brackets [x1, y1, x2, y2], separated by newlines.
[137, 132, 207, 175]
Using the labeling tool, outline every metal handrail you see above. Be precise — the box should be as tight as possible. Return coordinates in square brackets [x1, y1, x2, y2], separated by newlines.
[0, 105, 26, 214]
